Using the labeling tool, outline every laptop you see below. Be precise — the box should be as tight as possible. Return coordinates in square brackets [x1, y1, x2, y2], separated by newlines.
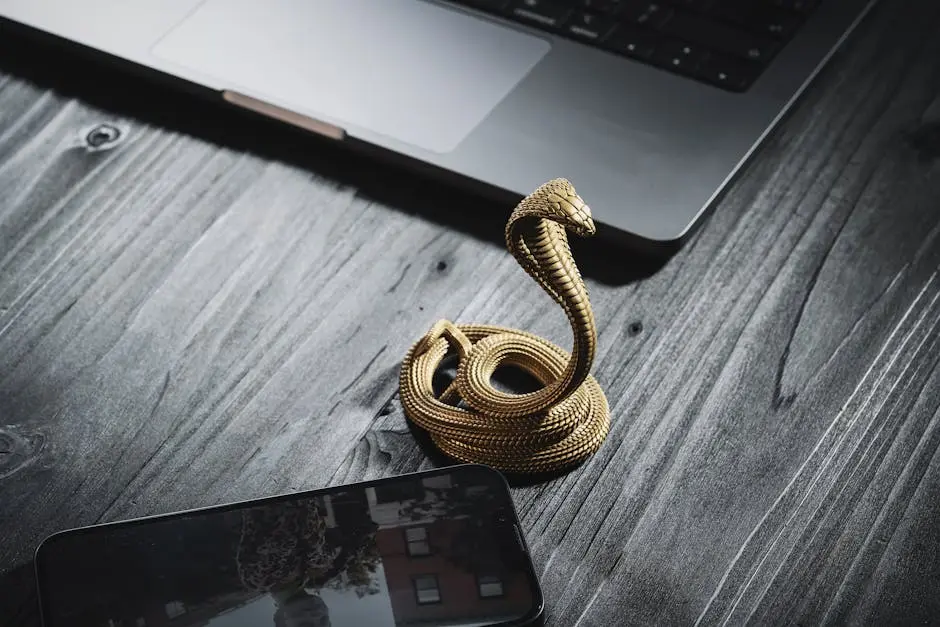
[0, 0, 876, 249]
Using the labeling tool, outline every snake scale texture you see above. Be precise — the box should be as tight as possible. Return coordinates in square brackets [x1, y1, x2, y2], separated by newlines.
[399, 179, 611, 474]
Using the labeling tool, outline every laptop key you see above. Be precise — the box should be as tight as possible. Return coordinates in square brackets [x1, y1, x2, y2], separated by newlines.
[605, 23, 658, 59]
[578, 0, 625, 14]
[619, 2, 674, 29]
[707, 2, 803, 39]
[660, 10, 780, 63]
[507, 0, 572, 28]
[651, 39, 708, 72]
[565, 12, 617, 40]
[739, 9, 802, 40]
[695, 53, 761, 90]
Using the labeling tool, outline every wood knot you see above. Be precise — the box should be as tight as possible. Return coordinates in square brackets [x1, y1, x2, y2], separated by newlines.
[0, 425, 44, 480]
[83, 123, 123, 151]
[628, 321, 643, 336]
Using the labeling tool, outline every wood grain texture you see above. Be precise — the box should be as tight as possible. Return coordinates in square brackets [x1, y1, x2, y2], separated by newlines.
[1, 0, 939, 625]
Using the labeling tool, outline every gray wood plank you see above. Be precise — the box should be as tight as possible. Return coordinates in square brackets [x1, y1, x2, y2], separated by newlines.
[0, 81, 518, 558]
[0, 0, 939, 625]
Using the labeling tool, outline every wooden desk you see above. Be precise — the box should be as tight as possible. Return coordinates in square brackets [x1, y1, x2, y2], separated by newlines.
[1, 1, 938, 624]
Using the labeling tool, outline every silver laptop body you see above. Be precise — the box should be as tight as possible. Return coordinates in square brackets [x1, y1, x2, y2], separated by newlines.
[0, 0, 877, 248]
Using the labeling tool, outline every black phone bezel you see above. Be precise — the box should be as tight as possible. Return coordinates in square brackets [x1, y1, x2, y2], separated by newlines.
[33, 463, 544, 627]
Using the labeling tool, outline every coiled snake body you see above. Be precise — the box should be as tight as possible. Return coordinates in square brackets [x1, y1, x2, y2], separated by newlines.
[399, 179, 611, 474]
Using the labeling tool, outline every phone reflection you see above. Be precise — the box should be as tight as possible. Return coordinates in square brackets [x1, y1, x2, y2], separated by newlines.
[40, 469, 534, 627]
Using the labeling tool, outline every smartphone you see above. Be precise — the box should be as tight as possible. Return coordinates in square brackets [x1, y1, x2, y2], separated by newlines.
[34, 464, 543, 627]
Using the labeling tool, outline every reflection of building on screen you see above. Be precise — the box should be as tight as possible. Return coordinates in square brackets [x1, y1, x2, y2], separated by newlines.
[364, 474, 530, 627]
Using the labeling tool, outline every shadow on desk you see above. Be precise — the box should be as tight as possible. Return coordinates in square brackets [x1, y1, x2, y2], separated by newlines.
[0, 561, 41, 627]
[0, 26, 667, 287]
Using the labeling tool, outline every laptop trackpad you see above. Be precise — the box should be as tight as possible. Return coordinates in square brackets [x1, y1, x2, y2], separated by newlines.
[152, 0, 550, 153]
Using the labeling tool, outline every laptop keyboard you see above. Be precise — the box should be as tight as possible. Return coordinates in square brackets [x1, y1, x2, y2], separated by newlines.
[447, 0, 821, 92]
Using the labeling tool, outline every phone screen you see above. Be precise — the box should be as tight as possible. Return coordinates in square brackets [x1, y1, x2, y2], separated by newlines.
[35, 465, 541, 627]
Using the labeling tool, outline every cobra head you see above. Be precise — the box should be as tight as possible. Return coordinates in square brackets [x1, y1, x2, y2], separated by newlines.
[539, 178, 597, 238]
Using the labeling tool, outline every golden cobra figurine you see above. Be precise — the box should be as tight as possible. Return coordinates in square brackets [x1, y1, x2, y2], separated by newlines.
[399, 179, 611, 474]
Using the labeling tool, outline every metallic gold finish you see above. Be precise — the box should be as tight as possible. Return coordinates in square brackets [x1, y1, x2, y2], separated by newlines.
[399, 179, 611, 474]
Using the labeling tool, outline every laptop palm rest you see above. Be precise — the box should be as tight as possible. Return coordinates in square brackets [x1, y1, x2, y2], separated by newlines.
[151, 0, 550, 154]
